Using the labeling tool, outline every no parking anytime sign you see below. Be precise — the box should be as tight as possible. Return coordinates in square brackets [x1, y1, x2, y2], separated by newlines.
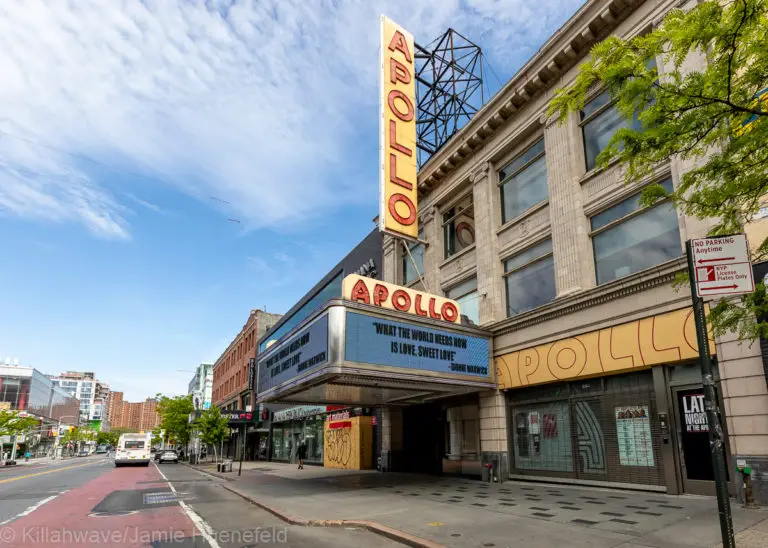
[692, 234, 754, 297]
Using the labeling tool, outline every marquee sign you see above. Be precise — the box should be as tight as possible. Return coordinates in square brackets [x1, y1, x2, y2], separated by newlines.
[379, 15, 418, 240]
[342, 274, 461, 324]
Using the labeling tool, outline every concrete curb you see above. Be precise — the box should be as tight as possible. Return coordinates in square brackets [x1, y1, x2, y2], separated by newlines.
[182, 462, 235, 482]
[221, 483, 446, 548]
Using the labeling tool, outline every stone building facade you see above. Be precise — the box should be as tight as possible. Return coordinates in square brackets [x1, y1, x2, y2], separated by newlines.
[380, 0, 768, 501]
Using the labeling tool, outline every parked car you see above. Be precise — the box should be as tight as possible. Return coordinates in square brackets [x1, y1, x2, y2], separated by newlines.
[154, 450, 164, 461]
[77, 450, 90, 457]
[158, 450, 179, 464]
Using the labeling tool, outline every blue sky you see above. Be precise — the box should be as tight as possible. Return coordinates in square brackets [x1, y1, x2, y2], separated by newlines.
[0, 0, 584, 400]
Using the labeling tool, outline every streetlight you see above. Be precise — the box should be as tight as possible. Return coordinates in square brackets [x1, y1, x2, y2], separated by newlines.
[53, 415, 77, 459]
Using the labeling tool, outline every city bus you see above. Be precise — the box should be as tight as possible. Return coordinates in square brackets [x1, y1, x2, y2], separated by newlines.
[114, 432, 152, 467]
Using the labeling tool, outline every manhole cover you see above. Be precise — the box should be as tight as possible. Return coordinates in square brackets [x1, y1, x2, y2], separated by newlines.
[89, 510, 137, 518]
[144, 492, 180, 505]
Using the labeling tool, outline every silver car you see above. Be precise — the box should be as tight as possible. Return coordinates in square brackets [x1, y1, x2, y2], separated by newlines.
[158, 450, 179, 464]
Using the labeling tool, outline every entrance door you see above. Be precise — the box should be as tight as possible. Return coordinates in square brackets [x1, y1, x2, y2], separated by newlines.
[672, 385, 729, 495]
[402, 404, 445, 474]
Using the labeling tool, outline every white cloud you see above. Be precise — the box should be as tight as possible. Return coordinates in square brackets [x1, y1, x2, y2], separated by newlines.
[0, 0, 584, 237]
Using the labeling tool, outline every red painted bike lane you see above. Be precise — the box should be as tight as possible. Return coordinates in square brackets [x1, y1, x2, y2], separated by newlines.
[0, 463, 200, 547]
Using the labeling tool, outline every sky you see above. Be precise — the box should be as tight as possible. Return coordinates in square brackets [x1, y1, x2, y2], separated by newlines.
[0, 0, 585, 401]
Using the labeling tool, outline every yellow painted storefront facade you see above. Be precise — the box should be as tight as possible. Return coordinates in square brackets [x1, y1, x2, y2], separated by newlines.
[495, 307, 715, 390]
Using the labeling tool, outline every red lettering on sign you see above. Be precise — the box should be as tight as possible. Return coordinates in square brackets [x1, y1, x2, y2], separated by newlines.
[373, 284, 389, 306]
[428, 297, 442, 320]
[392, 290, 411, 312]
[441, 302, 459, 323]
[349, 279, 370, 304]
[388, 193, 417, 225]
[389, 153, 413, 190]
[414, 294, 428, 316]
[388, 89, 414, 122]
[389, 120, 412, 156]
[389, 57, 411, 85]
[387, 30, 412, 63]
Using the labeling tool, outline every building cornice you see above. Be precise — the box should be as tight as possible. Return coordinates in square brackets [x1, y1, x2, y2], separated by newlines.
[417, 0, 645, 193]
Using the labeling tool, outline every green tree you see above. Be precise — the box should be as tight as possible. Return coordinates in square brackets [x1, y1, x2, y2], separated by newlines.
[96, 427, 134, 448]
[156, 394, 194, 451]
[196, 406, 229, 463]
[0, 410, 39, 438]
[549, 0, 768, 340]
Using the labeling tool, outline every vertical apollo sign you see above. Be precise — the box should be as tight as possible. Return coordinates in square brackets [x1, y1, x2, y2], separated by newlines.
[380, 16, 418, 240]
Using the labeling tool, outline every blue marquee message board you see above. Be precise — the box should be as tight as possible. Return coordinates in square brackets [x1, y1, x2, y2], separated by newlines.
[344, 312, 490, 377]
[257, 314, 329, 394]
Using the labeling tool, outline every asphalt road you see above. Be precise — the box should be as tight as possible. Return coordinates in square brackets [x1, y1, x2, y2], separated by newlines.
[0, 455, 400, 547]
[0, 455, 111, 525]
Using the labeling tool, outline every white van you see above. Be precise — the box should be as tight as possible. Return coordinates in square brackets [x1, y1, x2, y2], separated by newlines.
[114, 432, 152, 467]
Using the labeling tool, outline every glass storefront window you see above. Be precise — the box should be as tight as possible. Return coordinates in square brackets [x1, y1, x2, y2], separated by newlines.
[512, 402, 573, 472]
[271, 416, 325, 464]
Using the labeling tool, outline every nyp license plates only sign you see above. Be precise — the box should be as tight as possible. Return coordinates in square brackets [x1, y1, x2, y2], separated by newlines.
[692, 234, 754, 297]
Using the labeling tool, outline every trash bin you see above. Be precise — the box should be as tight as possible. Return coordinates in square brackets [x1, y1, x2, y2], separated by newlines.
[481, 464, 490, 482]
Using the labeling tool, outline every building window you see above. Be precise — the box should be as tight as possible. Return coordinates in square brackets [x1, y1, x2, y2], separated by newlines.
[499, 138, 548, 223]
[402, 230, 425, 285]
[443, 195, 475, 258]
[504, 239, 556, 316]
[581, 60, 656, 171]
[591, 179, 681, 284]
[446, 277, 480, 325]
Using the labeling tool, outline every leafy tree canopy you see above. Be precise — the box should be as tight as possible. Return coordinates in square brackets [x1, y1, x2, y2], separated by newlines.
[195, 406, 229, 463]
[549, 0, 768, 339]
[0, 410, 39, 437]
[156, 394, 194, 448]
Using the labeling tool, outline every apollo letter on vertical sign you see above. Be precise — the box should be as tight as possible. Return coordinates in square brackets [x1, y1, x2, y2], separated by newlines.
[379, 16, 418, 240]
[692, 234, 754, 297]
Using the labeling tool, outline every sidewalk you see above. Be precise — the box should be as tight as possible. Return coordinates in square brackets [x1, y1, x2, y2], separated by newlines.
[0, 456, 57, 469]
[189, 460, 768, 548]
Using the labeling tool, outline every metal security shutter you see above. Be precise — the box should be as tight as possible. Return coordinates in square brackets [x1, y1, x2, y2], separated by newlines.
[508, 370, 664, 487]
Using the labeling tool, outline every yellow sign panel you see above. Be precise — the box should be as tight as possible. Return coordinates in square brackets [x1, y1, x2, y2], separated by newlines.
[495, 307, 715, 390]
[342, 274, 461, 324]
[379, 15, 418, 240]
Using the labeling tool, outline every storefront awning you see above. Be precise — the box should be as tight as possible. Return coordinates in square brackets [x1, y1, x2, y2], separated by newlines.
[256, 300, 494, 406]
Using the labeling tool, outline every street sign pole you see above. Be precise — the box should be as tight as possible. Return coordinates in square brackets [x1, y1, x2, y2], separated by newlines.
[685, 239, 735, 548]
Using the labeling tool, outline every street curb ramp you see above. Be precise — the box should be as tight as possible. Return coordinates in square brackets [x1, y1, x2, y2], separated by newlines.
[221, 483, 446, 548]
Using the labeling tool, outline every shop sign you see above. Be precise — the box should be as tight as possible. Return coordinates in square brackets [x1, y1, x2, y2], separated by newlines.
[615, 406, 654, 467]
[342, 274, 460, 324]
[328, 420, 352, 429]
[327, 410, 351, 422]
[257, 314, 329, 395]
[222, 410, 254, 423]
[345, 311, 490, 377]
[273, 405, 327, 423]
[379, 15, 418, 241]
[681, 393, 708, 433]
[496, 307, 715, 390]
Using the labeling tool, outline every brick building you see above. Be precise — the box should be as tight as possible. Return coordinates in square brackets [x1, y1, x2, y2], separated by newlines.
[212, 309, 281, 410]
[107, 391, 160, 431]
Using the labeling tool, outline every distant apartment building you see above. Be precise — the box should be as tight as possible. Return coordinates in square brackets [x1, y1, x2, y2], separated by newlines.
[49, 371, 111, 430]
[108, 391, 160, 431]
[188, 363, 213, 411]
[212, 309, 281, 411]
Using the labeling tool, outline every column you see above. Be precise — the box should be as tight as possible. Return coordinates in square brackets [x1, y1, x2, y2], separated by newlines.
[479, 390, 509, 482]
[471, 163, 505, 324]
[380, 406, 403, 471]
[543, 112, 593, 295]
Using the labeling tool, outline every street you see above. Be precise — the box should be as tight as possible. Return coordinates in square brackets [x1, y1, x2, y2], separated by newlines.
[0, 456, 400, 547]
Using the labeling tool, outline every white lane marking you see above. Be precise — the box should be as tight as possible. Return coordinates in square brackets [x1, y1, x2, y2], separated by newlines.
[0, 490, 67, 525]
[153, 463, 220, 548]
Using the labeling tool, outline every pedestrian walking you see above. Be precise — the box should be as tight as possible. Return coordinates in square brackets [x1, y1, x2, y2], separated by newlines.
[24, 451, 30, 462]
[296, 439, 307, 470]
